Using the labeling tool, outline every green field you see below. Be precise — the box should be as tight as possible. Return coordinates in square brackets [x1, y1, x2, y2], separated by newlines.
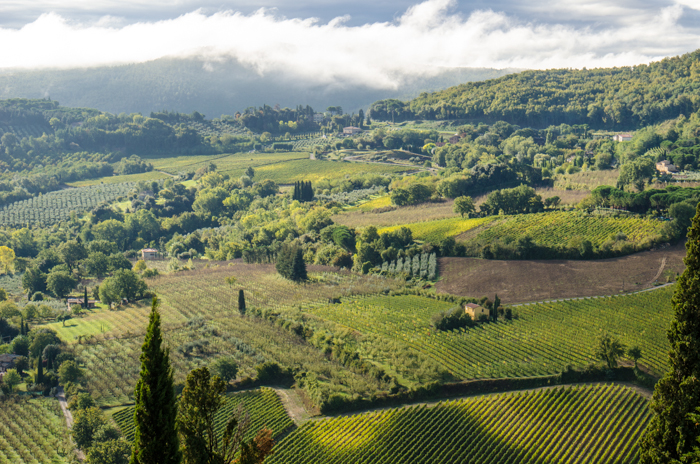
[147, 152, 308, 177]
[0, 397, 75, 464]
[309, 288, 673, 380]
[268, 384, 649, 464]
[113, 388, 294, 442]
[0, 183, 135, 226]
[377, 216, 493, 242]
[473, 211, 667, 247]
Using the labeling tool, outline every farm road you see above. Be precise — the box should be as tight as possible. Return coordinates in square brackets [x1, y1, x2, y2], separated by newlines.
[270, 387, 313, 425]
[57, 387, 85, 460]
[511, 281, 674, 308]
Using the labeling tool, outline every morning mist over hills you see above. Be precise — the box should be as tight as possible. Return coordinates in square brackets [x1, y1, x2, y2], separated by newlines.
[0, 58, 517, 116]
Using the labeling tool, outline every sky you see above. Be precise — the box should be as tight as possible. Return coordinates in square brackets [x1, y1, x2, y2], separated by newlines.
[1, 0, 700, 89]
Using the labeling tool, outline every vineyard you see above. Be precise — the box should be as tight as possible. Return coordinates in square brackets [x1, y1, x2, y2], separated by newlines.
[471, 211, 667, 247]
[267, 384, 650, 464]
[309, 287, 673, 380]
[68, 171, 169, 187]
[0, 397, 75, 464]
[114, 388, 294, 442]
[63, 265, 404, 405]
[0, 123, 51, 138]
[378, 216, 493, 242]
[0, 183, 134, 226]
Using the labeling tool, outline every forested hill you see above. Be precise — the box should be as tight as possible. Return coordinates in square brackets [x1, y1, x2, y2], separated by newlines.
[369, 49, 700, 129]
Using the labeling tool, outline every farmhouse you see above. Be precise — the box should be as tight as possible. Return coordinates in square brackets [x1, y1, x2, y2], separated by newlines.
[141, 248, 158, 260]
[465, 303, 489, 320]
[66, 298, 98, 310]
[613, 133, 633, 142]
[0, 354, 20, 373]
[343, 126, 362, 135]
[656, 160, 679, 174]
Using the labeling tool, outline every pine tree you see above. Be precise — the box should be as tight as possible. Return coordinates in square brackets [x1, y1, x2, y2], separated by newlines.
[238, 289, 246, 315]
[130, 297, 180, 464]
[640, 204, 700, 463]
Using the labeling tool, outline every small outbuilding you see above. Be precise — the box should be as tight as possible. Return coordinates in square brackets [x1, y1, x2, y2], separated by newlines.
[141, 248, 158, 260]
[0, 353, 20, 373]
[66, 298, 98, 310]
[465, 303, 489, 320]
[343, 126, 362, 135]
[656, 160, 679, 174]
[613, 133, 633, 142]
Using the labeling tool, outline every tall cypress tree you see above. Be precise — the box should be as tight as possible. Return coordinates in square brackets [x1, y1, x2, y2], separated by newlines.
[640, 204, 700, 463]
[290, 247, 308, 282]
[238, 289, 246, 315]
[130, 297, 181, 464]
[37, 356, 43, 385]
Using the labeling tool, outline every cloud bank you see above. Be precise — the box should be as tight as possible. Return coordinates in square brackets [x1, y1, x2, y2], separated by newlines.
[1, 0, 699, 89]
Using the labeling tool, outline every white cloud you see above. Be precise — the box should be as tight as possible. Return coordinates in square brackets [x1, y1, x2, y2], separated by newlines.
[0, 0, 698, 89]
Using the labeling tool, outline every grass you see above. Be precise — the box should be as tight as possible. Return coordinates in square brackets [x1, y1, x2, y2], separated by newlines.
[250, 159, 410, 184]
[377, 216, 493, 242]
[268, 384, 649, 464]
[147, 152, 308, 177]
[554, 169, 619, 191]
[333, 200, 458, 229]
[309, 287, 673, 380]
[355, 195, 392, 211]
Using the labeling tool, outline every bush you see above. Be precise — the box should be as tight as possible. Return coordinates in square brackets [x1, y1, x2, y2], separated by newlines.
[255, 361, 289, 384]
[431, 306, 475, 331]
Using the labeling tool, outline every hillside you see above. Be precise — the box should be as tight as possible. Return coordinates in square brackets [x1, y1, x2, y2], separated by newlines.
[0, 58, 516, 117]
[369, 49, 700, 129]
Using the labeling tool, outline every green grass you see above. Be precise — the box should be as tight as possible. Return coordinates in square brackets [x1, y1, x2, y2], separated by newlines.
[377, 216, 493, 242]
[268, 384, 649, 464]
[42, 305, 116, 343]
[113, 388, 294, 443]
[246, 159, 411, 184]
[67, 171, 169, 187]
[0, 397, 75, 463]
[474, 211, 667, 247]
[309, 287, 673, 380]
[147, 152, 308, 177]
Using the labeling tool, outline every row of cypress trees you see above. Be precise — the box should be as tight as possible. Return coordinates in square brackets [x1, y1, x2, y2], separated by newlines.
[292, 181, 314, 202]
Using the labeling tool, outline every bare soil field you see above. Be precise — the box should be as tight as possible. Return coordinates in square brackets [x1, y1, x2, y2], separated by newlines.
[436, 242, 687, 304]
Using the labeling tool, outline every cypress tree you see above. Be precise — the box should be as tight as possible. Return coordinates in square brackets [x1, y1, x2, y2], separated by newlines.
[640, 204, 700, 463]
[37, 356, 43, 386]
[290, 247, 307, 282]
[238, 289, 246, 315]
[130, 297, 180, 464]
[83, 287, 88, 309]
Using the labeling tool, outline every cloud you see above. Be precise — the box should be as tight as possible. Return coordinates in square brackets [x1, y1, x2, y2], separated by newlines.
[0, 0, 699, 89]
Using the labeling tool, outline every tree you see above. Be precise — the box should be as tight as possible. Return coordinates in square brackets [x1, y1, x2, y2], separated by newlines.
[86, 439, 131, 464]
[73, 407, 107, 449]
[238, 289, 246, 315]
[3, 369, 20, 391]
[134, 260, 148, 273]
[276, 245, 307, 282]
[58, 240, 87, 271]
[85, 252, 110, 277]
[30, 330, 60, 358]
[100, 269, 147, 305]
[617, 157, 655, 191]
[453, 196, 476, 218]
[0, 245, 15, 274]
[46, 270, 77, 298]
[245, 166, 255, 178]
[628, 346, 642, 369]
[211, 357, 238, 383]
[43, 344, 61, 370]
[178, 366, 271, 464]
[595, 333, 626, 369]
[640, 202, 700, 463]
[129, 297, 180, 464]
[22, 267, 47, 295]
[59, 360, 84, 384]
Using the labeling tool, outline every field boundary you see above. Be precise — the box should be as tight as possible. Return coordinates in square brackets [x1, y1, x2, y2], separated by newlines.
[511, 282, 674, 307]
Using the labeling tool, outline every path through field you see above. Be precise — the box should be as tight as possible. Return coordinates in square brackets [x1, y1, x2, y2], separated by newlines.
[57, 387, 85, 460]
[270, 387, 313, 425]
